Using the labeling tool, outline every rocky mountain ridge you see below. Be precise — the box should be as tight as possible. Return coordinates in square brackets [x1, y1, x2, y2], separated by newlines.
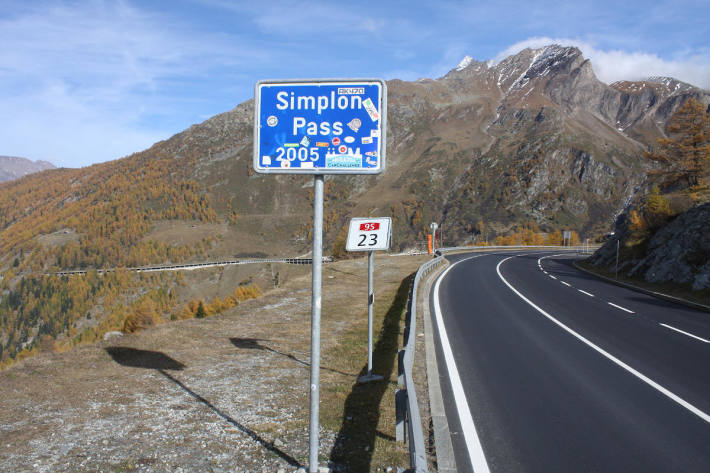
[0, 156, 55, 183]
[3, 44, 710, 259]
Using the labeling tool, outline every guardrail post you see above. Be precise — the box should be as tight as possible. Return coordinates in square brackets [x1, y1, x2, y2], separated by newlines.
[395, 388, 408, 443]
[398, 349, 405, 388]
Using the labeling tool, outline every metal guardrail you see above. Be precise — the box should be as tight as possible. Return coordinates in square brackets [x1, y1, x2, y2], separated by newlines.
[397, 255, 447, 472]
[51, 256, 334, 276]
[439, 244, 598, 253]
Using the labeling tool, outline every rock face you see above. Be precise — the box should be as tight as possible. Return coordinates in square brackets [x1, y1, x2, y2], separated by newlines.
[589, 203, 710, 290]
[0, 156, 55, 183]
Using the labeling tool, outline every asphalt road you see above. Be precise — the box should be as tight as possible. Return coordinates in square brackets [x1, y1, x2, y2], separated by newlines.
[431, 250, 710, 473]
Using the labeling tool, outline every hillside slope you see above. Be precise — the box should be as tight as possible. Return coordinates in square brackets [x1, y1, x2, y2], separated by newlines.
[589, 202, 710, 291]
[2, 44, 709, 366]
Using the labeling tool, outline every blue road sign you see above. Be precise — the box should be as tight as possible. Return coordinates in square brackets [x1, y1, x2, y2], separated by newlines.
[253, 79, 386, 174]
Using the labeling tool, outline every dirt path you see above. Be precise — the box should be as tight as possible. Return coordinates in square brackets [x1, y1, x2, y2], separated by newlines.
[0, 256, 427, 473]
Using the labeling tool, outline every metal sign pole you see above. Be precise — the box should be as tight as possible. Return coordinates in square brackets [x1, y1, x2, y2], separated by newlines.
[309, 174, 324, 473]
[359, 250, 383, 383]
[367, 250, 374, 374]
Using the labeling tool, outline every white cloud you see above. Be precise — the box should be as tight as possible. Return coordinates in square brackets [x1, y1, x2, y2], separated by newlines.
[0, 1, 263, 168]
[494, 37, 710, 89]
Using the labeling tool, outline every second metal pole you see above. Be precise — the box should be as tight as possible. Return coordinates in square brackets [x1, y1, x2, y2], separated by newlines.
[359, 250, 383, 383]
[367, 250, 374, 374]
[309, 175, 324, 473]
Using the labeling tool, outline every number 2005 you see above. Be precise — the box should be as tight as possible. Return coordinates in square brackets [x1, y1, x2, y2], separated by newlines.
[275, 147, 319, 162]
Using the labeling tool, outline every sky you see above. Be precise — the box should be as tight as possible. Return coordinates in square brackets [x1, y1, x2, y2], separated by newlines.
[1, 0, 709, 169]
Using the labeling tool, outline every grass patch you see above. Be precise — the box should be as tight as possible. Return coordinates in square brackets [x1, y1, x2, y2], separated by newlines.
[320, 272, 415, 472]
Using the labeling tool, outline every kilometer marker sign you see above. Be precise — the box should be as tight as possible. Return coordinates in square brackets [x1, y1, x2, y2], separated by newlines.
[346, 217, 392, 252]
[253, 79, 386, 174]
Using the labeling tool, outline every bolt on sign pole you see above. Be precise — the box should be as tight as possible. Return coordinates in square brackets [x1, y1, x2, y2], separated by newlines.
[345, 217, 391, 383]
[254, 78, 386, 473]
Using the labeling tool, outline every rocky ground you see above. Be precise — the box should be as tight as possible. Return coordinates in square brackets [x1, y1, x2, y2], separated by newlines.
[590, 202, 710, 292]
[0, 255, 427, 473]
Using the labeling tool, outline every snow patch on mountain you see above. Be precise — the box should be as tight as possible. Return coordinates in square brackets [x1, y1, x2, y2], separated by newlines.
[456, 55, 474, 71]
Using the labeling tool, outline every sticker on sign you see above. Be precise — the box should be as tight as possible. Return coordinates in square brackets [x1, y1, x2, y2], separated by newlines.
[253, 79, 387, 175]
[346, 217, 392, 252]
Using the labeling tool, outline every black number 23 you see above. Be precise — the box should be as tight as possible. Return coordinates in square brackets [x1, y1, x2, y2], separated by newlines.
[358, 233, 378, 246]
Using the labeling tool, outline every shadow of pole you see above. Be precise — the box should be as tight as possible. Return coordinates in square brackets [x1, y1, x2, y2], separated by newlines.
[329, 273, 415, 472]
[230, 337, 357, 378]
[104, 346, 302, 468]
[158, 370, 302, 468]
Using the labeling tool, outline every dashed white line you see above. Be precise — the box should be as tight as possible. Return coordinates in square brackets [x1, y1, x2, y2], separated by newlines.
[578, 289, 594, 297]
[608, 302, 635, 314]
[660, 323, 710, 344]
[496, 256, 710, 424]
[549, 275, 557, 280]
[561, 281, 571, 287]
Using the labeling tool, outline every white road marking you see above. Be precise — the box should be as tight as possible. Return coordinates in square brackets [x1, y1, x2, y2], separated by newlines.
[433, 257, 491, 473]
[578, 289, 594, 297]
[496, 256, 710, 425]
[549, 275, 557, 280]
[660, 323, 710, 344]
[561, 281, 571, 287]
[608, 302, 635, 314]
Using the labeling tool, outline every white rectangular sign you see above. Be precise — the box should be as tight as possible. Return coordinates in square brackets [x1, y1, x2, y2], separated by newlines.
[346, 217, 392, 251]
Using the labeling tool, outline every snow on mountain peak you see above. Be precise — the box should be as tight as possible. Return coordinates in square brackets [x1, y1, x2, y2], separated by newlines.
[456, 55, 474, 71]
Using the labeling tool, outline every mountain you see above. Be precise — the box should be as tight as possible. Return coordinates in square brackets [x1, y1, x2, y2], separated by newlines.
[0, 156, 55, 183]
[2, 44, 709, 366]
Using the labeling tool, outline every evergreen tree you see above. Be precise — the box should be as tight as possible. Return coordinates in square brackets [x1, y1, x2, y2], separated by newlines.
[195, 300, 207, 319]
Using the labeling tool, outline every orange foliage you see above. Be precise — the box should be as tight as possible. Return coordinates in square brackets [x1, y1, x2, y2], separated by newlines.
[178, 283, 262, 320]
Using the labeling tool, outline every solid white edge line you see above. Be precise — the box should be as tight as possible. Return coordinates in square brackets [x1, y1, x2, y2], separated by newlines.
[608, 302, 635, 314]
[496, 256, 710, 424]
[578, 289, 594, 297]
[660, 323, 710, 344]
[433, 256, 491, 473]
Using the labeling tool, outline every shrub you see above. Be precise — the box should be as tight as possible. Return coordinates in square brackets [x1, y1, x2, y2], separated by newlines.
[123, 298, 162, 333]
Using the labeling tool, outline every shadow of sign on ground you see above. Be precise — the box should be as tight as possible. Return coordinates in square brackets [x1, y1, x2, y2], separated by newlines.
[329, 273, 414, 472]
[230, 337, 357, 378]
[104, 346, 302, 468]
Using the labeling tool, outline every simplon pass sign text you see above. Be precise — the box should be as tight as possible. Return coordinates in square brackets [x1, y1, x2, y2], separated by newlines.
[253, 79, 386, 174]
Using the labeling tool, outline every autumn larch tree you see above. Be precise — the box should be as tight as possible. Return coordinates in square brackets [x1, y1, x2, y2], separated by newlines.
[644, 98, 710, 187]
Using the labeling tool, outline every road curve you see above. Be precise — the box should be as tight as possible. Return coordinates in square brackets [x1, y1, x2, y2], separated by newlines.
[431, 250, 710, 473]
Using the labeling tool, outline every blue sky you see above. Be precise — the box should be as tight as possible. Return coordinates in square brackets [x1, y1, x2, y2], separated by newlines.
[1, 0, 708, 168]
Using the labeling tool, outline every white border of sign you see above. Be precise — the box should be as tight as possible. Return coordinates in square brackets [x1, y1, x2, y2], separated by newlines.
[346, 217, 392, 252]
[253, 78, 387, 175]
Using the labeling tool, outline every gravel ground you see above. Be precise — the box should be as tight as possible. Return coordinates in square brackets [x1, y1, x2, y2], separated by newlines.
[0, 256, 426, 473]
